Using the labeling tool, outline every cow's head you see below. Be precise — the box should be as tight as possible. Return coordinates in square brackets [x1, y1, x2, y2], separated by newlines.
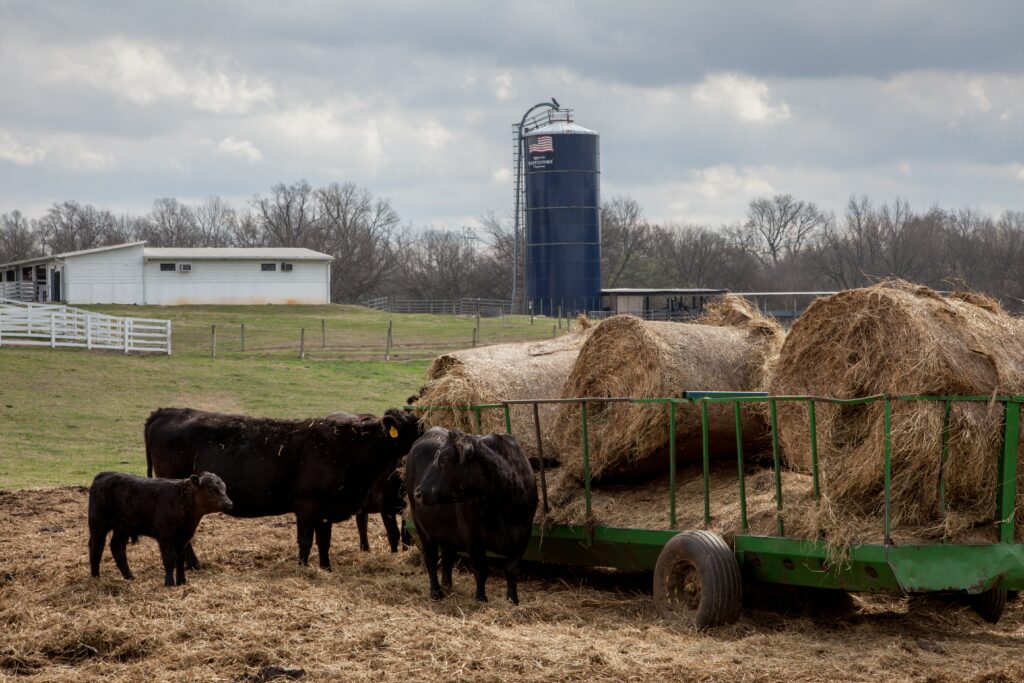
[189, 472, 233, 514]
[413, 430, 487, 506]
[381, 408, 422, 456]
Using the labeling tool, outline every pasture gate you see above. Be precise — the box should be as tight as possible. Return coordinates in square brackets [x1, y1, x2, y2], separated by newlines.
[0, 299, 172, 354]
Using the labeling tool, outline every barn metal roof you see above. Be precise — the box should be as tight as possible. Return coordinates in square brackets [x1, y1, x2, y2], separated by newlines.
[0, 241, 146, 270]
[143, 247, 333, 261]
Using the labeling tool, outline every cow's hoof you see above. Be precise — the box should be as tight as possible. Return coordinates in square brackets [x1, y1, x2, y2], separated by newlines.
[123, 573, 135, 581]
[319, 563, 332, 572]
[360, 546, 371, 553]
[164, 580, 174, 587]
[186, 562, 202, 571]
[176, 578, 187, 586]
[430, 589, 445, 601]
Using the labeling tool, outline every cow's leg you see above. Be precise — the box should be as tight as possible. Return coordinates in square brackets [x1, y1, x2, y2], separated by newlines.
[504, 557, 521, 605]
[295, 511, 316, 567]
[470, 547, 489, 603]
[88, 524, 107, 577]
[422, 539, 443, 600]
[356, 512, 370, 552]
[183, 542, 202, 571]
[314, 519, 333, 571]
[175, 546, 188, 586]
[440, 544, 456, 593]
[157, 539, 176, 587]
[109, 530, 134, 580]
[381, 512, 401, 553]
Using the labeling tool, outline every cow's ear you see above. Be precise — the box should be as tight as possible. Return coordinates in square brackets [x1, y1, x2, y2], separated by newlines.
[188, 474, 200, 486]
[381, 415, 400, 440]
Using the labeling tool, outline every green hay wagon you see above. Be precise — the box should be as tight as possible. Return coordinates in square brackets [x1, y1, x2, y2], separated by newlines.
[407, 392, 1024, 628]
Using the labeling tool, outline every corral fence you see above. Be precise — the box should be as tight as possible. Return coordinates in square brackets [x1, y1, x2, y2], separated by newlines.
[362, 296, 513, 317]
[0, 282, 35, 302]
[0, 299, 172, 354]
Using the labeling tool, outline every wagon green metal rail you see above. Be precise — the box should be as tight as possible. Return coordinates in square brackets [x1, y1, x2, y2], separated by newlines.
[406, 392, 1024, 627]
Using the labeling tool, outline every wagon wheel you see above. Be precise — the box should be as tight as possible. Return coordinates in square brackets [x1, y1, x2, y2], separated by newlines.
[653, 530, 742, 629]
[971, 587, 1007, 624]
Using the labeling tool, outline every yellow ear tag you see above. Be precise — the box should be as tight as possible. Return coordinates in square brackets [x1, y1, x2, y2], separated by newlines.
[389, 426, 399, 439]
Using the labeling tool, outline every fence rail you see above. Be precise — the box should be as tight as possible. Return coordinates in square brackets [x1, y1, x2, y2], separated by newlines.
[0, 282, 35, 302]
[0, 302, 171, 354]
[362, 296, 513, 316]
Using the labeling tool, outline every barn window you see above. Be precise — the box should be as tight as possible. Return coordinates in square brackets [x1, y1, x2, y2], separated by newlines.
[159, 263, 176, 272]
[261, 263, 277, 272]
[281, 262, 293, 272]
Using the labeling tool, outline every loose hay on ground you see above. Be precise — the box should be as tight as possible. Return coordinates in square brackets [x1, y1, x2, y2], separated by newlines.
[3, 487, 1024, 682]
[770, 280, 1024, 545]
[551, 299, 784, 487]
[412, 319, 593, 458]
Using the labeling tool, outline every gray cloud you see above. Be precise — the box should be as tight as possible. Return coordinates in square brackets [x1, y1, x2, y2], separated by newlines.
[0, 1, 1021, 227]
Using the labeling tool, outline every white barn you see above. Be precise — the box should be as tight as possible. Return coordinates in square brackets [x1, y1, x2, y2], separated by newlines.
[0, 242, 333, 305]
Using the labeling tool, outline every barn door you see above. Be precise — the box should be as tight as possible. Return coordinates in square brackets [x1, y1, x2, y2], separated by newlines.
[51, 270, 61, 302]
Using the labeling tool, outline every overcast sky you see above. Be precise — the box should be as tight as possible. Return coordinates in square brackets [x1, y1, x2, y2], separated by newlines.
[1, 1, 1022, 230]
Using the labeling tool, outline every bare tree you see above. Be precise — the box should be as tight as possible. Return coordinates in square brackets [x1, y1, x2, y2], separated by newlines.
[398, 229, 481, 300]
[739, 194, 830, 268]
[316, 182, 401, 301]
[252, 180, 320, 248]
[37, 201, 119, 253]
[192, 196, 237, 247]
[230, 211, 267, 247]
[601, 195, 652, 287]
[139, 198, 198, 247]
[0, 211, 40, 263]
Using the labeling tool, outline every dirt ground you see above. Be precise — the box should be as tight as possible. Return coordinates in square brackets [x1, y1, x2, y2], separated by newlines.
[3, 488, 1024, 682]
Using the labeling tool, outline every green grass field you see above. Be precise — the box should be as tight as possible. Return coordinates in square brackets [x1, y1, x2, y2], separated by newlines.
[0, 345, 428, 489]
[84, 304, 564, 359]
[1, 304, 578, 489]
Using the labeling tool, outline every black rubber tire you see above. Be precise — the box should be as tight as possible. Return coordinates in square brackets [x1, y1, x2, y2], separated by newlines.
[971, 587, 1007, 624]
[653, 530, 742, 629]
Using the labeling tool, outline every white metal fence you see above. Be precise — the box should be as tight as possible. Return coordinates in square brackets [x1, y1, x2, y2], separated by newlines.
[0, 301, 171, 354]
[0, 282, 35, 301]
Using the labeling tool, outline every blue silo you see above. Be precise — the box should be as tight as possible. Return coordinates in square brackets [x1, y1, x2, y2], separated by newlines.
[524, 118, 601, 315]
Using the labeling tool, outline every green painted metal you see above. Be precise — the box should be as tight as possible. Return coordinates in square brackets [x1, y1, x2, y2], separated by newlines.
[701, 399, 711, 527]
[733, 401, 748, 531]
[409, 392, 1024, 597]
[668, 401, 677, 528]
[768, 398, 784, 536]
[734, 535, 1024, 593]
[808, 400, 820, 501]
[473, 407, 483, 433]
[940, 399, 951, 524]
[581, 402, 592, 522]
[998, 401, 1020, 544]
[503, 403, 512, 435]
[883, 398, 893, 545]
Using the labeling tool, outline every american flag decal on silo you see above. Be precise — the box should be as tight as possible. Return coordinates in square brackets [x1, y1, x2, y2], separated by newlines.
[528, 136, 554, 154]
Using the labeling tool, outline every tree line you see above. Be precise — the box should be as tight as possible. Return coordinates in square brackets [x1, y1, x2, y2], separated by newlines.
[2, 180, 1023, 308]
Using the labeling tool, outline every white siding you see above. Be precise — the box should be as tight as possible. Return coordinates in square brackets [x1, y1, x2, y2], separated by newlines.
[142, 259, 330, 305]
[64, 244, 145, 305]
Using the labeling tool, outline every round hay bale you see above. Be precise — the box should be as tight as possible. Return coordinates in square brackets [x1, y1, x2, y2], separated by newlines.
[411, 319, 593, 457]
[552, 303, 784, 485]
[770, 280, 1024, 537]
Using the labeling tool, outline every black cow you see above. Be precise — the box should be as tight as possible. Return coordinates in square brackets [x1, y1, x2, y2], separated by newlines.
[88, 471, 233, 586]
[327, 411, 410, 553]
[145, 407, 420, 570]
[406, 428, 537, 604]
